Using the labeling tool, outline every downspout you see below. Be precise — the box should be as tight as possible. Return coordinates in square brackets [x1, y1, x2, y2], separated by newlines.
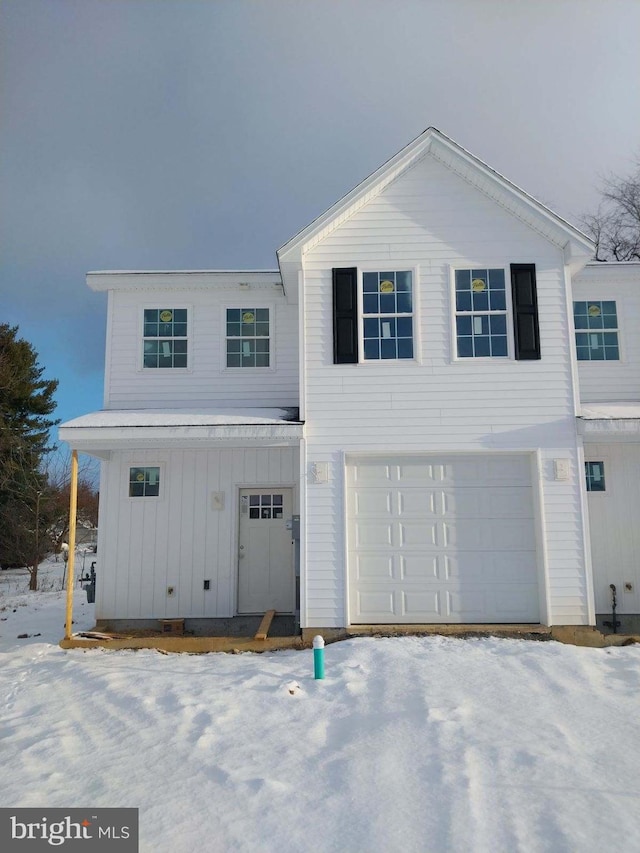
[64, 449, 78, 640]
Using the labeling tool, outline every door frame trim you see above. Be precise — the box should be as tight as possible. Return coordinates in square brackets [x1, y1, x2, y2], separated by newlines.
[234, 482, 297, 615]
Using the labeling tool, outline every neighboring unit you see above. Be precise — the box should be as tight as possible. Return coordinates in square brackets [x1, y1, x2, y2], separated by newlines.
[59, 127, 640, 635]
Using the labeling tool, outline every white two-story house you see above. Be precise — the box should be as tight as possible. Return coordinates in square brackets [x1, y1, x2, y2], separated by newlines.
[59, 127, 640, 637]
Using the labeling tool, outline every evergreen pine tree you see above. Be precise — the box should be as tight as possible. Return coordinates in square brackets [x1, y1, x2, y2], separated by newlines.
[0, 324, 59, 588]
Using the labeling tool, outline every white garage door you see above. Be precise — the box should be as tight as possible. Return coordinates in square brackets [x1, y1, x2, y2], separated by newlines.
[347, 455, 540, 624]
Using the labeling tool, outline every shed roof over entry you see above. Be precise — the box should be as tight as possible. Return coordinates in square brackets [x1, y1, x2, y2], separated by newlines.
[58, 408, 303, 458]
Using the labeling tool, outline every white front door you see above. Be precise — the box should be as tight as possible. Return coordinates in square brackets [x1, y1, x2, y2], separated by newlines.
[237, 488, 294, 614]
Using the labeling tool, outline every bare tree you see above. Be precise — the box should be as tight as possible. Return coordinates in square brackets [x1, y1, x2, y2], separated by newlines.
[44, 449, 99, 557]
[582, 161, 640, 262]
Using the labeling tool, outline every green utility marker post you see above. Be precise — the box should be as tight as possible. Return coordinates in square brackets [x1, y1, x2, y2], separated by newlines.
[313, 635, 325, 679]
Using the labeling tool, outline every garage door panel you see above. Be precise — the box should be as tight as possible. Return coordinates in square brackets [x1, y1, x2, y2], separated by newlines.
[354, 554, 395, 580]
[445, 588, 489, 620]
[398, 520, 440, 547]
[401, 555, 447, 580]
[354, 522, 394, 547]
[356, 590, 395, 617]
[398, 489, 440, 517]
[350, 463, 393, 484]
[353, 490, 393, 516]
[443, 519, 536, 551]
[348, 454, 540, 624]
[444, 488, 533, 519]
[494, 585, 540, 617]
[397, 462, 446, 483]
[402, 590, 443, 618]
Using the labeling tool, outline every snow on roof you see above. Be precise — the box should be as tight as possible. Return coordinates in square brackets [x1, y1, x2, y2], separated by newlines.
[60, 408, 301, 429]
[579, 403, 640, 420]
[86, 269, 280, 275]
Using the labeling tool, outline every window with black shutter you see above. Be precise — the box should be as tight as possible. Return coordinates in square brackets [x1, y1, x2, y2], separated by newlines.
[510, 264, 541, 360]
[332, 268, 358, 363]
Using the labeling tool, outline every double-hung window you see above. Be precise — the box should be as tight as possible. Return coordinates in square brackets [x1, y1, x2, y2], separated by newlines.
[454, 268, 508, 358]
[143, 308, 188, 368]
[226, 308, 270, 367]
[362, 271, 413, 360]
[573, 301, 619, 361]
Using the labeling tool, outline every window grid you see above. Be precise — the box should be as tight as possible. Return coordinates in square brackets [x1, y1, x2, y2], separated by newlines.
[585, 461, 606, 492]
[362, 271, 413, 360]
[573, 301, 619, 361]
[248, 493, 283, 519]
[455, 268, 508, 358]
[143, 308, 188, 368]
[129, 467, 160, 498]
[226, 308, 270, 368]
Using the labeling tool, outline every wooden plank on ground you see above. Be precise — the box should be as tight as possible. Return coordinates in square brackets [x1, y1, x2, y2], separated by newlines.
[254, 609, 276, 640]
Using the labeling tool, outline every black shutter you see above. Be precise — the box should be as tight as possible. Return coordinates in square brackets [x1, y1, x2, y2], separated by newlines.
[510, 264, 541, 360]
[332, 267, 358, 363]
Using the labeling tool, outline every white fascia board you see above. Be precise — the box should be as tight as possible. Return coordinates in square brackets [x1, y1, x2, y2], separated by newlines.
[577, 403, 640, 439]
[277, 129, 434, 266]
[429, 133, 594, 258]
[58, 423, 303, 449]
[575, 262, 640, 284]
[86, 271, 283, 293]
[578, 418, 640, 439]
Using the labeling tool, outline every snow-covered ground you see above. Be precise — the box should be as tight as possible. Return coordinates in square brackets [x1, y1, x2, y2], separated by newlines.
[1, 558, 639, 853]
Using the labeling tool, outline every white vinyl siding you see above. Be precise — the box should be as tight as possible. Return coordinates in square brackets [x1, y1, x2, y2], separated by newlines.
[585, 444, 640, 617]
[105, 283, 298, 408]
[574, 266, 640, 403]
[301, 153, 589, 628]
[95, 446, 299, 621]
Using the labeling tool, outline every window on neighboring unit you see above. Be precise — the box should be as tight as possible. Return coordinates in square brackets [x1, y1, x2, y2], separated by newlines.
[129, 466, 160, 497]
[362, 271, 414, 360]
[143, 308, 188, 368]
[573, 301, 619, 360]
[454, 268, 508, 358]
[226, 308, 270, 367]
[585, 461, 606, 492]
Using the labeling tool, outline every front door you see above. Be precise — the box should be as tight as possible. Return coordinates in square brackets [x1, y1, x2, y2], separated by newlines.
[237, 488, 294, 614]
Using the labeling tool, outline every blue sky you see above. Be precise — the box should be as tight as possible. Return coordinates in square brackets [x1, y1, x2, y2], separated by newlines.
[2, 0, 640, 430]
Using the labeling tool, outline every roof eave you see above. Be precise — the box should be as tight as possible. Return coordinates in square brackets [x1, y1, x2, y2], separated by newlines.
[277, 126, 595, 277]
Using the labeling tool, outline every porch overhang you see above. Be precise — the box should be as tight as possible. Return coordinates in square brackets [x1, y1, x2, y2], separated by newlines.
[578, 403, 640, 442]
[58, 408, 303, 459]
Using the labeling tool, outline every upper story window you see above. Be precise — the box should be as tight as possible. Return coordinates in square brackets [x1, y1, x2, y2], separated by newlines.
[455, 269, 508, 358]
[226, 308, 270, 367]
[362, 271, 413, 360]
[573, 301, 619, 361]
[143, 308, 188, 368]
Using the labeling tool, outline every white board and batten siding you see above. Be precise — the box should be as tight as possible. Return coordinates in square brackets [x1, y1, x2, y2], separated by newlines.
[96, 446, 299, 621]
[584, 443, 640, 617]
[301, 153, 591, 628]
[573, 263, 640, 403]
[98, 274, 298, 409]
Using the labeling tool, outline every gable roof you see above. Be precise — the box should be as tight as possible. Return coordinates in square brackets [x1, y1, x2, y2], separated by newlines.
[277, 126, 594, 289]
